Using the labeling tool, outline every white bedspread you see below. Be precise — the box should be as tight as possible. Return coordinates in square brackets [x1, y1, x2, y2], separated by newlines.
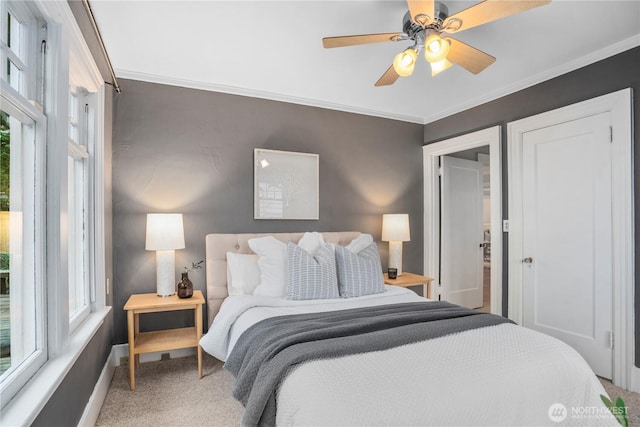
[200, 287, 616, 426]
[201, 285, 424, 361]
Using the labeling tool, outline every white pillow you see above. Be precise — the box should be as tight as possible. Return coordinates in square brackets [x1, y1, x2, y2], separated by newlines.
[226, 252, 261, 296]
[249, 236, 287, 297]
[345, 233, 374, 253]
[297, 232, 325, 255]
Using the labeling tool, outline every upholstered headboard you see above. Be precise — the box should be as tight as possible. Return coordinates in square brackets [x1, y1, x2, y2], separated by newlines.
[205, 232, 361, 326]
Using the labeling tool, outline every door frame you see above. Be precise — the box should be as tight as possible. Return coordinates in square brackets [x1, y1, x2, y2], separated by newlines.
[423, 126, 502, 314]
[507, 88, 633, 388]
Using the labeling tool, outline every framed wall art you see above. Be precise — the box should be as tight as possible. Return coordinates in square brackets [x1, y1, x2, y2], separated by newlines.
[254, 148, 319, 220]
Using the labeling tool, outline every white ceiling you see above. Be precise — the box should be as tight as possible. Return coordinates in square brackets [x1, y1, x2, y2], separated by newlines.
[90, 0, 640, 124]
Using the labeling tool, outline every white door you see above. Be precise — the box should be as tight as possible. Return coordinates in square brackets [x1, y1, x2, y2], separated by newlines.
[521, 112, 613, 379]
[441, 156, 484, 309]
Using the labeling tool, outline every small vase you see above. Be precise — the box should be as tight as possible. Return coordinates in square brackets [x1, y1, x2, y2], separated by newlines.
[177, 272, 193, 298]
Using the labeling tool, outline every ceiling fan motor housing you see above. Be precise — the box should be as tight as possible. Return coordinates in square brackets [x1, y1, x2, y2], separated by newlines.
[402, 1, 449, 38]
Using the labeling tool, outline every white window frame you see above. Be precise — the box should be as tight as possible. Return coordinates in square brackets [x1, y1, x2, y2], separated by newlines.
[0, 80, 47, 408]
[0, 1, 110, 423]
[1, 1, 42, 103]
[67, 87, 90, 332]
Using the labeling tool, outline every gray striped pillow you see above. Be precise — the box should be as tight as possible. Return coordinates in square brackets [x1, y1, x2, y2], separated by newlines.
[335, 242, 385, 298]
[286, 242, 339, 300]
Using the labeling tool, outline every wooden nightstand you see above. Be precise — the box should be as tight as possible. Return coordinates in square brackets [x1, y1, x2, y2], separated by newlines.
[384, 272, 433, 299]
[124, 290, 205, 390]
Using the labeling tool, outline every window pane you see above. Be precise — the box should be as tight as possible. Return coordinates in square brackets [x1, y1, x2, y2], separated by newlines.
[0, 108, 37, 378]
[7, 60, 22, 93]
[8, 12, 21, 58]
[68, 156, 87, 320]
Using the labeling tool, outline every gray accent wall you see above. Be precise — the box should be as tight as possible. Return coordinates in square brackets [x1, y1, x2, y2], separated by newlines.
[111, 79, 424, 344]
[31, 318, 112, 427]
[422, 46, 640, 365]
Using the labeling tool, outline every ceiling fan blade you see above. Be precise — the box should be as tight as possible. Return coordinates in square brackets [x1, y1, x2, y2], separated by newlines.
[444, 37, 496, 74]
[407, 0, 435, 27]
[442, 0, 550, 33]
[375, 65, 400, 87]
[322, 33, 404, 48]
[431, 59, 453, 76]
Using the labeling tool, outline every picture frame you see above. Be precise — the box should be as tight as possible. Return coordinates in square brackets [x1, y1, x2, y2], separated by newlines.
[254, 148, 319, 220]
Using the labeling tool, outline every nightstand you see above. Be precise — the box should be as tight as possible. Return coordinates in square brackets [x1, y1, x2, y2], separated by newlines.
[384, 272, 433, 299]
[124, 290, 205, 390]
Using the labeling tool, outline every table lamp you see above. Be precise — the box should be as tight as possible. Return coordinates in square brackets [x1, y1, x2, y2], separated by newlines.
[382, 213, 410, 276]
[145, 213, 185, 296]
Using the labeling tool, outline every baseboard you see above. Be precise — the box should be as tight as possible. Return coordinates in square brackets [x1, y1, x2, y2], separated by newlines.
[628, 366, 640, 393]
[111, 343, 196, 366]
[78, 346, 117, 427]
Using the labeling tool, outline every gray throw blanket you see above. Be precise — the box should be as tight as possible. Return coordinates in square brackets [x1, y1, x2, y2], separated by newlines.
[225, 301, 514, 427]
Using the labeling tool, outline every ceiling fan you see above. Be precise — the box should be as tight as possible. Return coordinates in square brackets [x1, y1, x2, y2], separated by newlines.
[322, 0, 551, 86]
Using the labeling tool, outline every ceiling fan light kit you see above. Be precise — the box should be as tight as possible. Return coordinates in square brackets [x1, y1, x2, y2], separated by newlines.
[322, 0, 551, 86]
[424, 33, 450, 63]
[393, 48, 418, 76]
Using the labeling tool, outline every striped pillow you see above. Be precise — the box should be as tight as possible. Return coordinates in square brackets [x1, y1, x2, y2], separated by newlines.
[286, 242, 339, 300]
[335, 242, 385, 298]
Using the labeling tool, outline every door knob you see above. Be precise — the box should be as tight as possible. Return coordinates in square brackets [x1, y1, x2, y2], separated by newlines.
[522, 257, 533, 264]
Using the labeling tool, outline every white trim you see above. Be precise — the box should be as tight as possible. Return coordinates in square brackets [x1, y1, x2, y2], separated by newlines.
[423, 34, 640, 125]
[67, 139, 89, 159]
[115, 35, 639, 126]
[115, 68, 426, 125]
[0, 308, 111, 427]
[629, 366, 640, 394]
[77, 345, 116, 427]
[36, 1, 102, 92]
[90, 86, 106, 310]
[507, 88, 634, 389]
[422, 126, 502, 314]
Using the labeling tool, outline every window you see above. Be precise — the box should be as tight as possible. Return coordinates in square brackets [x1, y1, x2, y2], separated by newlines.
[0, 0, 107, 415]
[0, 0, 46, 402]
[67, 88, 90, 330]
[1, 1, 41, 102]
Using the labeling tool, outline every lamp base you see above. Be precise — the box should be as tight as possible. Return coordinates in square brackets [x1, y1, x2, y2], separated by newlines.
[156, 250, 176, 297]
[388, 241, 404, 276]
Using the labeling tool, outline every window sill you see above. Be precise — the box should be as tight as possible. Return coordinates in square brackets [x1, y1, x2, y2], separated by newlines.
[0, 306, 112, 426]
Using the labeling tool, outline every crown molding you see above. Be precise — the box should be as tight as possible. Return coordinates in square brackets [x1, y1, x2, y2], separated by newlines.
[115, 34, 638, 127]
[421, 34, 640, 125]
[114, 69, 426, 124]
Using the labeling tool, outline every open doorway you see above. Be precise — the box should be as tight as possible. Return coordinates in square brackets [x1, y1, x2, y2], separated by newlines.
[440, 147, 491, 312]
[423, 126, 501, 315]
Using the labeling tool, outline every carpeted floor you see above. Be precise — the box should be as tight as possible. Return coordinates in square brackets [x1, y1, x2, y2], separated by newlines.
[97, 354, 640, 426]
[96, 354, 243, 426]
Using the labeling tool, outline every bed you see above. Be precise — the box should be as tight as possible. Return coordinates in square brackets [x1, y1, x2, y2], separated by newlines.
[199, 232, 616, 427]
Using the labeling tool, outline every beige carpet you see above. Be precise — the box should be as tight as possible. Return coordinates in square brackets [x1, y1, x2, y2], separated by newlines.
[96, 354, 243, 426]
[97, 354, 640, 426]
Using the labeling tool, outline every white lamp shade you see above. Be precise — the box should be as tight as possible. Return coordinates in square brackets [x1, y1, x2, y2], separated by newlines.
[382, 214, 410, 242]
[145, 213, 185, 250]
